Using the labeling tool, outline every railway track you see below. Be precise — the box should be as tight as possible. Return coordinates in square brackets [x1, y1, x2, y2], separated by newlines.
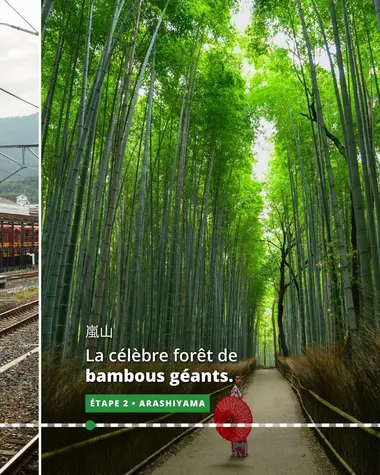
[6, 273, 38, 282]
[0, 302, 38, 337]
[0, 299, 38, 475]
[0, 435, 38, 474]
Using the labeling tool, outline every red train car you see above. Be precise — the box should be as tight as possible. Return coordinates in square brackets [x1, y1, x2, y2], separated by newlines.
[1, 224, 39, 254]
[0, 212, 39, 270]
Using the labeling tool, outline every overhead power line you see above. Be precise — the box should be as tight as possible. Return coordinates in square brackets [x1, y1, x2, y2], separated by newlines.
[0, 21, 38, 35]
[3, 0, 39, 34]
[0, 144, 38, 185]
[0, 87, 38, 109]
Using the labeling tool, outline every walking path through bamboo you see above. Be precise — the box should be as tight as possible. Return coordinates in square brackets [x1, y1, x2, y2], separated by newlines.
[147, 369, 338, 475]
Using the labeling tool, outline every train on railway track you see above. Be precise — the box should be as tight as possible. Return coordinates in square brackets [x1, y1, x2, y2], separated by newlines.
[0, 212, 39, 272]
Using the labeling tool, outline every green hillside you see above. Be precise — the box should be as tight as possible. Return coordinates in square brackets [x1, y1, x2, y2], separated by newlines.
[0, 176, 38, 203]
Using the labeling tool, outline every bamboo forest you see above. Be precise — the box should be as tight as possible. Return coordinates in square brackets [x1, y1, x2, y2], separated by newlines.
[40, 0, 380, 472]
[41, 0, 380, 435]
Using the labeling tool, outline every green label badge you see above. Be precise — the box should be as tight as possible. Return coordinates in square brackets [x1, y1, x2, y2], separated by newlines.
[85, 394, 210, 413]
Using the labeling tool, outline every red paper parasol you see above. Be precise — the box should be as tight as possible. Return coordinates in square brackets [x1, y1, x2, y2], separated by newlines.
[214, 396, 252, 442]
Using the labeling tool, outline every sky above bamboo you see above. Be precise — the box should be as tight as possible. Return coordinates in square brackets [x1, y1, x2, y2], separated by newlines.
[231, 0, 334, 182]
[232, 0, 272, 182]
[0, 0, 39, 119]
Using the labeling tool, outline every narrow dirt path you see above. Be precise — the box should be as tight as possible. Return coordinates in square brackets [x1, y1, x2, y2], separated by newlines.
[146, 369, 338, 475]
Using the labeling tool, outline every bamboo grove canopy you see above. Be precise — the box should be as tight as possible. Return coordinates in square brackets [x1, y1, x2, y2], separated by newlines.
[42, 0, 380, 362]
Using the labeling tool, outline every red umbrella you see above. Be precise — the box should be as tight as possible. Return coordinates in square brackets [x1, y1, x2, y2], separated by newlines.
[214, 396, 252, 442]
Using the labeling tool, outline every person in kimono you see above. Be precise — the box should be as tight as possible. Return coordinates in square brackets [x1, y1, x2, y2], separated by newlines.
[230, 375, 248, 457]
